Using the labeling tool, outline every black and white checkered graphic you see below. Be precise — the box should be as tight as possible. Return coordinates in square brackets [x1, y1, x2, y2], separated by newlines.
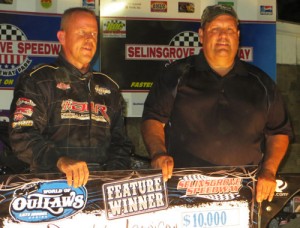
[0, 24, 27, 41]
[169, 31, 200, 47]
[0, 24, 27, 66]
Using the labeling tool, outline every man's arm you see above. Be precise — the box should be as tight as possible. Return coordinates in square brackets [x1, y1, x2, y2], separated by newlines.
[141, 119, 174, 182]
[256, 134, 289, 202]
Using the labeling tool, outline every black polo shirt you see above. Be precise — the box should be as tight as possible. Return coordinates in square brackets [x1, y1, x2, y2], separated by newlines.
[142, 51, 293, 167]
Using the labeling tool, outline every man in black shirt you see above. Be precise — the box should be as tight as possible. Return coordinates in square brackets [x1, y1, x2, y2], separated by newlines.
[141, 4, 293, 203]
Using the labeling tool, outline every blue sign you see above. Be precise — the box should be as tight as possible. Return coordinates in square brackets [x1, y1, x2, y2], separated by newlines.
[9, 180, 87, 223]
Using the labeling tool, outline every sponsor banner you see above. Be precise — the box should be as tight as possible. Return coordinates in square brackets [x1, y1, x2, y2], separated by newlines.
[0, 11, 61, 89]
[83, 0, 96, 9]
[100, 0, 276, 21]
[100, 20, 275, 91]
[257, 0, 276, 21]
[100, 0, 276, 117]
[0, 10, 100, 93]
[102, 19, 126, 38]
[0, 166, 257, 227]
[150, 1, 168, 13]
[100, 0, 202, 19]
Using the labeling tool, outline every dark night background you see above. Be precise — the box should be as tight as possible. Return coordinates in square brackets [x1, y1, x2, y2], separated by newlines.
[277, 0, 300, 23]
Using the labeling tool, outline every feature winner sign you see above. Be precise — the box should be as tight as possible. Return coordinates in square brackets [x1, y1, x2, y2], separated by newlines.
[0, 167, 260, 227]
[103, 174, 168, 219]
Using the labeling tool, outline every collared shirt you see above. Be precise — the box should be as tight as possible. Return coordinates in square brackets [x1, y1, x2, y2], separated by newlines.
[142, 51, 293, 167]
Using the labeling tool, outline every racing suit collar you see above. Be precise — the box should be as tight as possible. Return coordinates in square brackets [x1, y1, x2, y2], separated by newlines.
[56, 52, 93, 80]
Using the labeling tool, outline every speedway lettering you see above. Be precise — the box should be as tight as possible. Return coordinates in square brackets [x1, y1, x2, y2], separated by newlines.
[177, 175, 242, 196]
[238, 47, 253, 62]
[0, 40, 60, 56]
[126, 44, 253, 62]
[126, 44, 197, 61]
[103, 175, 168, 219]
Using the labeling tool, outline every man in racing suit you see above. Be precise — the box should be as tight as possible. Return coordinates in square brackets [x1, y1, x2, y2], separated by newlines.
[9, 7, 132, 187]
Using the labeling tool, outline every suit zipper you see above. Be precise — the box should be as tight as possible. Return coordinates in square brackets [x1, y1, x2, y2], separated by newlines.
[87, 79, 92, 146]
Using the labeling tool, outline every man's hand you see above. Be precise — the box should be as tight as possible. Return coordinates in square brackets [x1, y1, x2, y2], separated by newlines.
[57, 156, 89, 188]
[256, 169, 277, 203]
[256, 134, 289, 202]
[151, 155, 174, 182]
[141, 119, 174, 182]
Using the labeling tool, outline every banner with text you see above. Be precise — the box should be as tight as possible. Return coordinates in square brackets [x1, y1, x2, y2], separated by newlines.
[100, 0, 276, 117]
[0, 167, 258, 227]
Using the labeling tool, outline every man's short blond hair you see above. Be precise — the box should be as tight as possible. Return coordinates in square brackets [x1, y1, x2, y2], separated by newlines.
[60, 7, 96, 31]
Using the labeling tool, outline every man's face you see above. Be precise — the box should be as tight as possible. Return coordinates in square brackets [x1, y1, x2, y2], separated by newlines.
[57, 11, 98, 70]
[199, 14, 239, 66]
